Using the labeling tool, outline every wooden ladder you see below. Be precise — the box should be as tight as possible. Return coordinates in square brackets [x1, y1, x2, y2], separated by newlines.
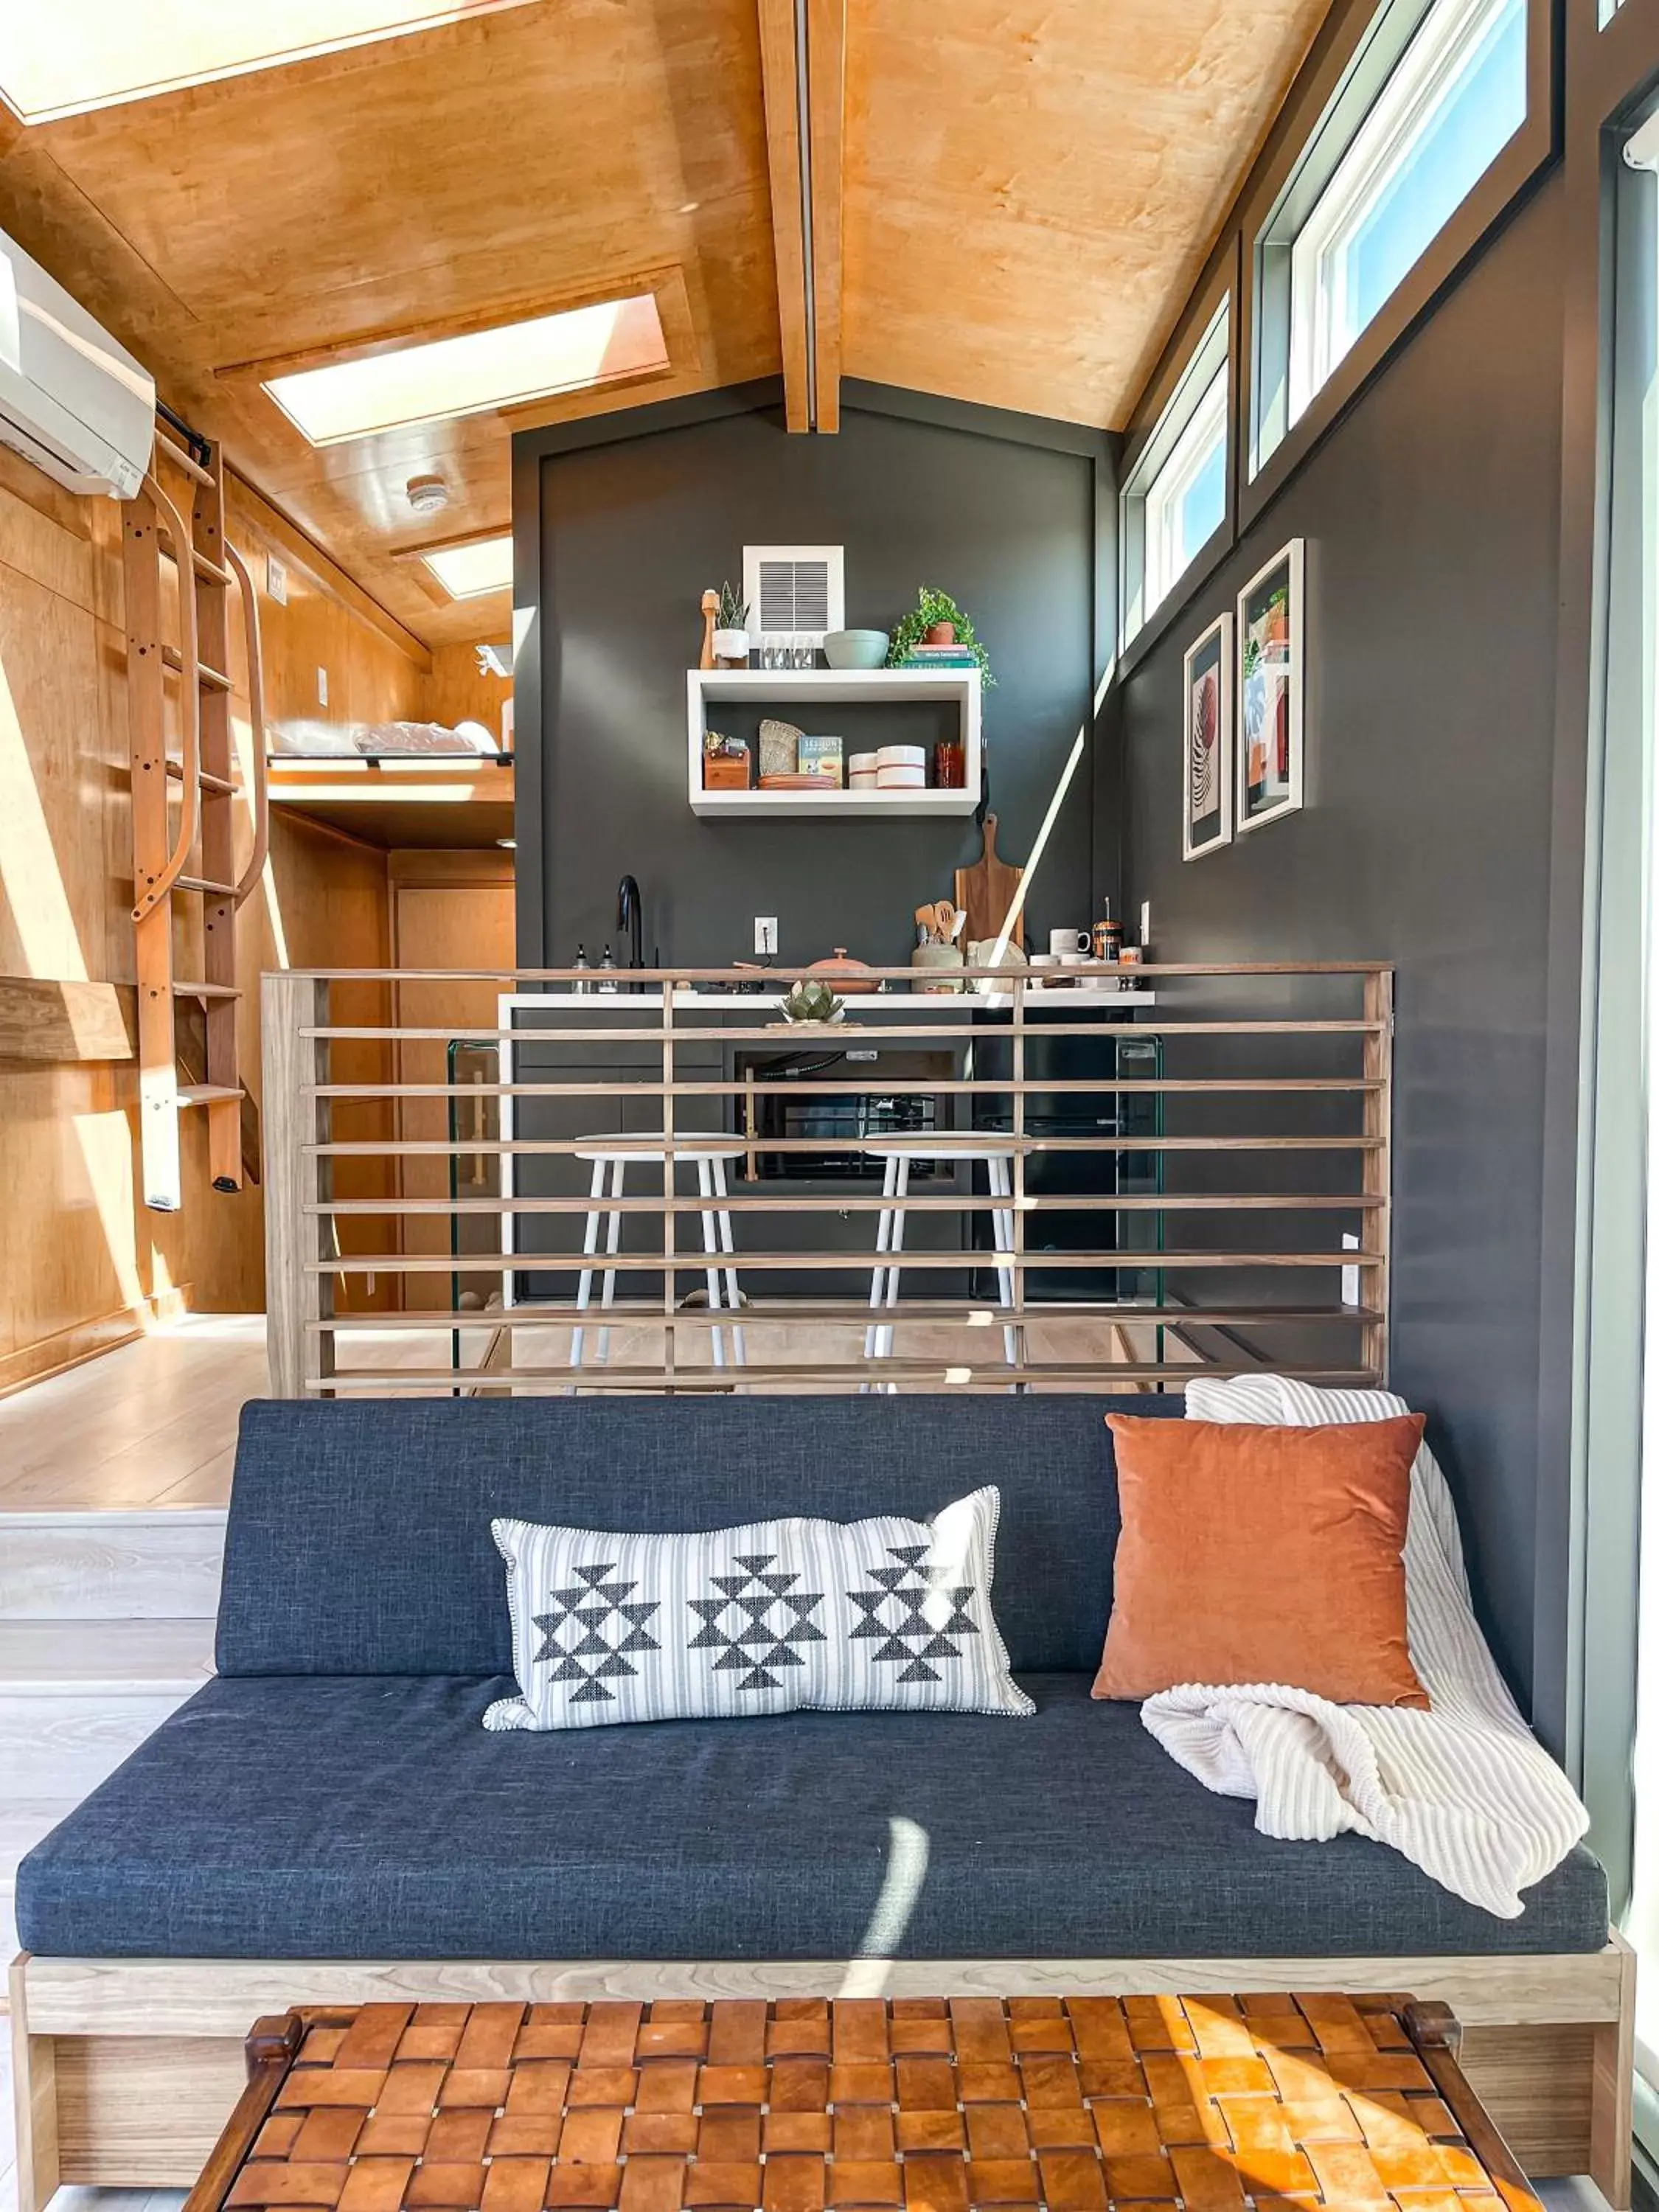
[125, 425, 271, 1213]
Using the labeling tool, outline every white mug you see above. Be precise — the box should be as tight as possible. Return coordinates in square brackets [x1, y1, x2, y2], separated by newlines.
[1049, 928, 1091, 956]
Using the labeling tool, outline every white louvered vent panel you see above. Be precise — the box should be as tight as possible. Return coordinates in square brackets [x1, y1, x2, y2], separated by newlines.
[742, 545, 844, 643]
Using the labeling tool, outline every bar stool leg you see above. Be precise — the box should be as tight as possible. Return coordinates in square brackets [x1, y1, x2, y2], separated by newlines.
[711, 1156, 745, 1368]
[596, 1156, 625, 1367]
[570, 1155, 609, 1374]
[990, 1154, 1020, 1377]
[865, 1153, 901, 1373]
[877, 1157, 911, 1381]
[697, 1155, 728, 1371]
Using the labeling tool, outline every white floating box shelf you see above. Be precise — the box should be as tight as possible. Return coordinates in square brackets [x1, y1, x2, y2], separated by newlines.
[687, 665, 982, 818]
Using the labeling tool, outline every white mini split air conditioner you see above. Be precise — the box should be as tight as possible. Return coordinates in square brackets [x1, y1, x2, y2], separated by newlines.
[0, 225, 155, 500]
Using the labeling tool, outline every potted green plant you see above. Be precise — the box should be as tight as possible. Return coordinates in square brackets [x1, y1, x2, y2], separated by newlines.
[714, 580, 751, 667]
[886, 587, 994, 686]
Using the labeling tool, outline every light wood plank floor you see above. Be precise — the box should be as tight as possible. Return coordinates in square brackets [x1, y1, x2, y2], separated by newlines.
[0, 1312, 1184, 1512]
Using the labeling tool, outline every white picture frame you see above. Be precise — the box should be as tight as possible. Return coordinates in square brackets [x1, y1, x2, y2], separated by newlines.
[742, 545, 845, 647]
[1235, 537, 1305, 835]
[1181, 612, 1234, 862]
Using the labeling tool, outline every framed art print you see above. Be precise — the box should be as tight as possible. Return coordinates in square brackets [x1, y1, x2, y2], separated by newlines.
[1237, 538, 1304, 834]
[1182, 613, 1233, 861]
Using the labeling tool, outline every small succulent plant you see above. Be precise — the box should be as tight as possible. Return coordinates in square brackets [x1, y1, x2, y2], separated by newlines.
[781, 978, 844, 1025]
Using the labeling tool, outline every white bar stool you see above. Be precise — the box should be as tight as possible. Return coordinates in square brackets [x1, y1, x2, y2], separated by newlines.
[570, 1133, 748, 1376]
[863, 1136, 1020, 1385]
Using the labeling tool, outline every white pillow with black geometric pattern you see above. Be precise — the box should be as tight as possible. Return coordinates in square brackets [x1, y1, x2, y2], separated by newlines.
[483, 1486, 1033, 1731]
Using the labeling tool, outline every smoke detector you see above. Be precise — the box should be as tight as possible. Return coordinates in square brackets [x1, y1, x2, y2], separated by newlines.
[406, 473, 449, 517]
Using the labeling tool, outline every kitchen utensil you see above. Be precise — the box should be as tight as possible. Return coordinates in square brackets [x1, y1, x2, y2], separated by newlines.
[947, 907, 967, 941]
[822, 628, 889, 669]
[911, 943, 965, 992]
[955, 813, 1022, 953]
[807, 947, 880, 994]
[965, 938, 1030, 996]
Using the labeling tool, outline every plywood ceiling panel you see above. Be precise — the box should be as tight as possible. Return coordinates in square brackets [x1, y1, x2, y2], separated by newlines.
[0, 0, 1331, 644]
[0, 0, 778, 646]
[845, 0, 1331, 428]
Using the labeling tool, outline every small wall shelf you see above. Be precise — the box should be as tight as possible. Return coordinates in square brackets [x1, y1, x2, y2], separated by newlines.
[687, 665, 982, 818]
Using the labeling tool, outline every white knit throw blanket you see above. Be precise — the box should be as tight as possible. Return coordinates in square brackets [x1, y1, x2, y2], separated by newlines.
[1138, 1375, 1588, 1917]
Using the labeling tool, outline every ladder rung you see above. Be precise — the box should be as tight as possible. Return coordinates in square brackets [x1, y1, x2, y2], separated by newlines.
[155, 431, 214, 488]
[157, 532, 232, 588]
[165, 760, 237, 793]
[161, 644, 233, 691]
[173, 980, 240, 1001]
[175, 874, 237, 897]
[178, 1083, 242, 1106]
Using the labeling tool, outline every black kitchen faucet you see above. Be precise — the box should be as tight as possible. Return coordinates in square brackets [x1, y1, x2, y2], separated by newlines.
[616, 874, 644, 970]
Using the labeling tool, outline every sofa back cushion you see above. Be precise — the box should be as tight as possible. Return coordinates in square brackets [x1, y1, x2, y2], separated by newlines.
[218, 1394, 1180, 1677]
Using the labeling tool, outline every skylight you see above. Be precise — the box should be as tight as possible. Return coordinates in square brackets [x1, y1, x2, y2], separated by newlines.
[421, 535, 513, 601]
[0, 3, 536, 125]
[262, 295, 669, 445]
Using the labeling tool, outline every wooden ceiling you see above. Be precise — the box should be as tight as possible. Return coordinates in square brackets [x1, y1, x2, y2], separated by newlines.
[0, 0, 1329, 650]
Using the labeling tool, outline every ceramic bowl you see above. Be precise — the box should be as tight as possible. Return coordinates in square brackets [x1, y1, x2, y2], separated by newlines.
[823, 628, 889, 669]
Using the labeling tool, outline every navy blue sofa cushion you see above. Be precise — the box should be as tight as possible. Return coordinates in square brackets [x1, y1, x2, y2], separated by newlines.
[216, 1395, 1182, 1679]
[14, 1670, 1608, 1960]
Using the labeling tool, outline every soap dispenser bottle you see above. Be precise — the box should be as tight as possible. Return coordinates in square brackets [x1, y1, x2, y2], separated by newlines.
[597, 945, 619, 994]
[572, 943, 591, 996]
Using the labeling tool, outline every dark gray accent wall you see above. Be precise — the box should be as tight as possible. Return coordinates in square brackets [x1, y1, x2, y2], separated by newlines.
[1114, 175, 1566, 1712]
[518, 384, 1114, 973]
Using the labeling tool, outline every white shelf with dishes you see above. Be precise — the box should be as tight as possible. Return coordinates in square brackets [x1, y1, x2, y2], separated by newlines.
[687, 665, 982, 818]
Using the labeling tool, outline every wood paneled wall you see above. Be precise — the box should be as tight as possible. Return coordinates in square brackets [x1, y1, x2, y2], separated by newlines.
[0, 445, 428, 1393]
[426, 642, 513, 748]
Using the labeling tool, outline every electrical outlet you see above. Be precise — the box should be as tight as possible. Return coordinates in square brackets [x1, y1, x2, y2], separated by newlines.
[266, 554, 288, 606]
[1139, 900, 1152, 945]
[316, 666, 329, 707]
[1342, 1231, 1360, 1310]
[754, 917, 778, 956]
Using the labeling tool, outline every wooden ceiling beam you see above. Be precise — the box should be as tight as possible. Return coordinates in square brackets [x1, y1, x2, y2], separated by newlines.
[757, 0, 845, 434]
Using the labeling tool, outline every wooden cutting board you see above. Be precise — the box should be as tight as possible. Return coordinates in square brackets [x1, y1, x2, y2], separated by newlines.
[954, 812, 1023, 949]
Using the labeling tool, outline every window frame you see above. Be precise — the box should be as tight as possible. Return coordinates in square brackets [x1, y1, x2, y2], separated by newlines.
[1286, 0, 1529, 423]
[1237, 0, 1554, 530]
[1117, 256, 1239, 669]
[1141, 360, 1229, 621]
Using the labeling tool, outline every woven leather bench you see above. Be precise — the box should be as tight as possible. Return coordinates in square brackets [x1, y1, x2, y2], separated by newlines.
[188, 1994, 1541, 2212]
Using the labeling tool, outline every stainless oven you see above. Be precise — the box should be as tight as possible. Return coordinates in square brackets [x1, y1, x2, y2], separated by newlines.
[733, 1046, 960, 1180]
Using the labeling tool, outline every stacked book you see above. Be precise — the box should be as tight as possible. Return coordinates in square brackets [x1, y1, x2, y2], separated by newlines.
[900, 644, 981, 669]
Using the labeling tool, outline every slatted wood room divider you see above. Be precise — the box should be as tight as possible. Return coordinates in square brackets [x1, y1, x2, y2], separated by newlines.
[260, 963, 1393, 1397]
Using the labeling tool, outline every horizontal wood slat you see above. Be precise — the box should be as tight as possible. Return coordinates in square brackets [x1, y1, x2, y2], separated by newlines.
[307, 1251, 1384, 1276]
[307, 1194, 1383, 1217]
[305, 1304, 1385, 1332]
[311, 1364, 1382, 1391]
[310, 1137, 1386, 1159]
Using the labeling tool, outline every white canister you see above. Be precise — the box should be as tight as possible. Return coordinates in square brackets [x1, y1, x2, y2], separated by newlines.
[849, 751, 880, 790]
[876, 745, 927, 771]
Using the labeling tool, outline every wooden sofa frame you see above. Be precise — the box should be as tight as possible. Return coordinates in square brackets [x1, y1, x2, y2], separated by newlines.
[10, 1939, 1637, 2211]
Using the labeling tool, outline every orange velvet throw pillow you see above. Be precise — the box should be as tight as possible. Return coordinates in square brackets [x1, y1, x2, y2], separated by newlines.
[1093, 1413, 1430, 1708]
